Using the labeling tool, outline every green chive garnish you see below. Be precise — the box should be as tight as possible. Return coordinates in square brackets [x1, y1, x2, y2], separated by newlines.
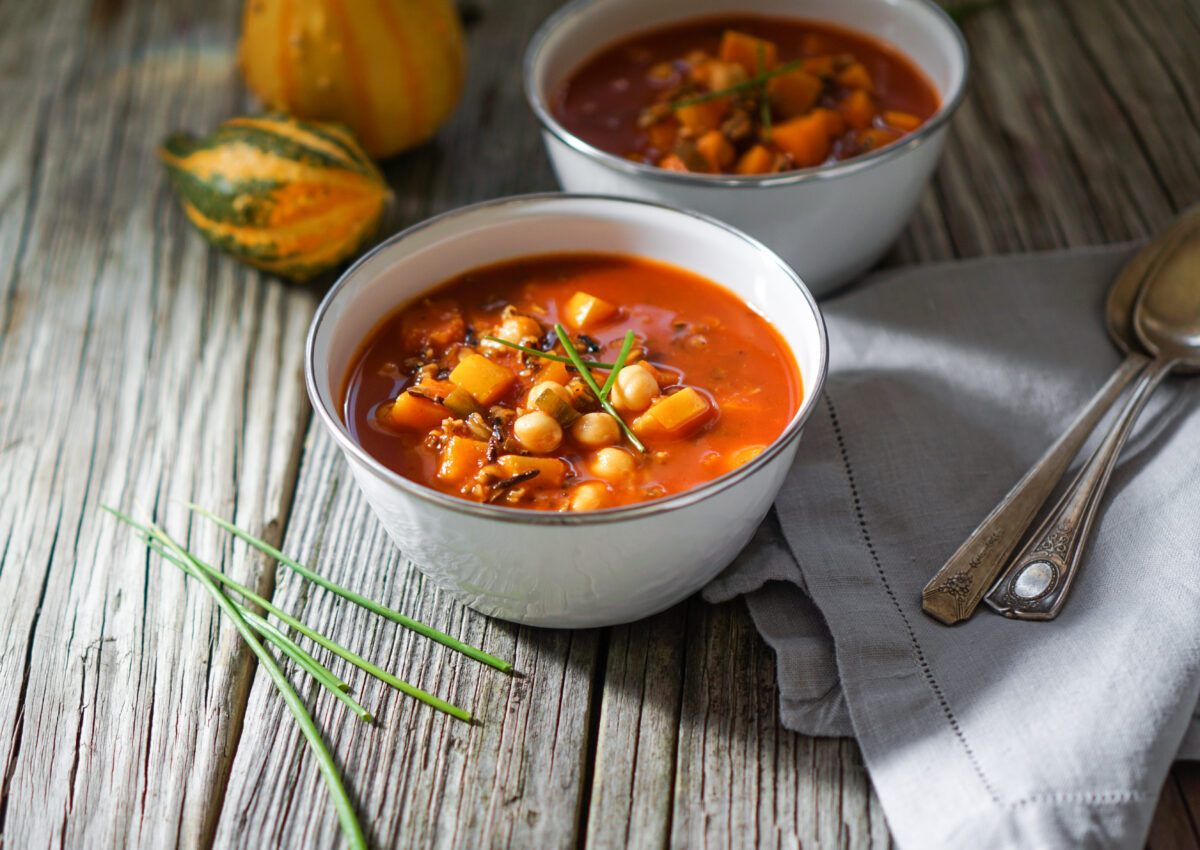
[599, 330, 636, 402]
[183, 503, 514, 674]
[101, 506, 367, 850]
[670, 58, 805, 110]
[756, 44, 774, 142]
[483, 335, 619, 369]
[554, 324, 646, 453]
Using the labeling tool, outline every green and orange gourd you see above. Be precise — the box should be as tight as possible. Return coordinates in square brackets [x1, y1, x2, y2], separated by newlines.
[159, 113, 390, 281]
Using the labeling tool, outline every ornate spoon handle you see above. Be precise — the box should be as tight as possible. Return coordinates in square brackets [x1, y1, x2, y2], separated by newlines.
[921, 353, 1148, 625]
[986, 357, 1175, 620]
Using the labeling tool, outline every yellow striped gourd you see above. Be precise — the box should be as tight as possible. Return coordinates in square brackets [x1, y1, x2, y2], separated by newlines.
[238, 0, 466, 160]
[159, 114, 390, 281]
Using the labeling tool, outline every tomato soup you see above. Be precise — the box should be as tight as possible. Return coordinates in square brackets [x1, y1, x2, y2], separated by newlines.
[552, 15, 940, 175]
[342, 253, 801, 511]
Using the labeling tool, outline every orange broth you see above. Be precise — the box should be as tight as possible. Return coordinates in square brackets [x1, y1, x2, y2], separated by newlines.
[342, 252, 801, 511]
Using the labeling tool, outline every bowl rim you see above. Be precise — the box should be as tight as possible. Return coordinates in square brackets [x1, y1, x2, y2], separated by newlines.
[305, 192, 829, 527]
[522, 0, 970, 188]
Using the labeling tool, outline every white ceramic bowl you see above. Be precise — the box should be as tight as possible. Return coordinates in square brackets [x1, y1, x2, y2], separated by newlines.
[524, 0, 969, 295]
[306, 194, 827, 628]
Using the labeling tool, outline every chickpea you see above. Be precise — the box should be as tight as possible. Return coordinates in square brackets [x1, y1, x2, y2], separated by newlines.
[591, 447, 636, 481]
[526, 380, 572, 409]
[571, 412, 620, 448]
[513, 411, 562, 454]
[569, 481, 610, 512]
[495, 314, 543, 344]
[610, 364, 658, 412]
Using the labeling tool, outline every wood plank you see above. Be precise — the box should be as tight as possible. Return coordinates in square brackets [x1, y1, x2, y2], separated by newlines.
[212, 430, 600, 849]
[0, 0, 316, 846]
[210, 1, 604, 847]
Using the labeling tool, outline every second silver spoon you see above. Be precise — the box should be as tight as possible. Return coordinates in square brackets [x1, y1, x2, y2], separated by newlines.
[987, 230, 1200, 618]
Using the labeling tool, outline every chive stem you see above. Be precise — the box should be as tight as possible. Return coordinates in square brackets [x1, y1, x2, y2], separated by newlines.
[183, 503, 514, 674]
[144, 536, 355, 697]
[100, 506, 367, 850]
[670, 58, 805, 110]
[598, 331, 635, 401]
[484, 335, 619, 369]
[111, 509, 471, 722]
[554, 324, 646, 453]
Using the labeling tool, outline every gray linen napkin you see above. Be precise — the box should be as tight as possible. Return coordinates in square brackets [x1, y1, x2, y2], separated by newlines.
[704, 245, 1200, 850]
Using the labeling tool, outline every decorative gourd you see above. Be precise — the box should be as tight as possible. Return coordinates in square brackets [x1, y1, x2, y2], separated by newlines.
[159, 114, 389, 281]
[238, 0, 466, 160]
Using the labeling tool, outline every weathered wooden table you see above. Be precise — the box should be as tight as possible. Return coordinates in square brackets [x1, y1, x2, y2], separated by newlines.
[2, 0, 1198, 846]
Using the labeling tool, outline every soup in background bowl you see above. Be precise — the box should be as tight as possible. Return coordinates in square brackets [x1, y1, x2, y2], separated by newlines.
[306, 194, 827, 628]
[524, 0, 969, 294]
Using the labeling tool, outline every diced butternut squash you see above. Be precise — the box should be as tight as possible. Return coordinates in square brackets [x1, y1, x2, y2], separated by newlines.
[497, 454, 566, 489]
[536, 359, 570, 386]
[696, 130, 736, 170]
[734, 144, 776, 175]
[856, 128, 901, 153]
[645, 120, 678, 152]
[719, 30, 777, 75]
[388, 390, 451, 431]
[766, 69, 822, 119]
[839, 88, 876, 131]
[644, 387, 712, 434]
[564, 290, 618, 331]
[836, 62, 875, 93]
[883, 110, 923, 132]
[400, 298, 464, 351]
[802, 55, 836, 77]
[772, 112, 833, 168]
[658, 152, 689, 171]
[818, 107, 846, 138]
[675, 98, 730, 136]
[437, 437, 489, 483]
[449, 354, 516, 405]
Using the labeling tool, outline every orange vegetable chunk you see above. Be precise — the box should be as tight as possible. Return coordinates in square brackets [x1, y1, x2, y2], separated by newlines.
[658, 153, 689, 171]
[839, 88, 876, 130]
[449, 353, 516, 405]
[565, 290, 618, 331]
[400, 298, 464, 351]
[857, 128, 901, 152]
[645, 387, 712, 434]
[734, 144, 775, 175]
[646, 120, 678, 151]
[719, 30, 777, 75]
[675, 98, 730, 135]
[497, 454, 566, 489]
[696, 130, 736, 170]
[802, 55, 836, 77]
[536, 360, 570, 386]
[883, 110, 923, 132]
[836, 62, 875, 93]
[389, 390, 451, 431]
[772, 112, 833, 168]
[767, 69, 822, 119]
[438, 437, 489, 483]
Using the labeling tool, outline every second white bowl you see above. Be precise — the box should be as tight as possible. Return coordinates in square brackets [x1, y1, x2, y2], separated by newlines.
[524, 0, 969, 295]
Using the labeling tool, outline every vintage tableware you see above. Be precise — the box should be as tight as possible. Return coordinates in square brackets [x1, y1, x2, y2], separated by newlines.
[523, 0, 969, 295]
[923, 205, 1200, 624]
[988, 225, 1200, 619]
[305, 194, 828, 628]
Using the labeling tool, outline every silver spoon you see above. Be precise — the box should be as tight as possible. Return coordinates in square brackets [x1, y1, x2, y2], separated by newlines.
[987, 227, 1200, 619]
[922, 204, 1200, 625]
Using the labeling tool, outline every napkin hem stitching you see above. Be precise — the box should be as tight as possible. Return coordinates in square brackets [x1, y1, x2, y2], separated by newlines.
[826, 392, 1001, 805]
[1005, 791, 1153, 810]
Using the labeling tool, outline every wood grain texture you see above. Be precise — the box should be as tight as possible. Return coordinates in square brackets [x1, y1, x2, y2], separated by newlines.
[0, 0, 314, 847]
[1, 0, 1199, 847]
